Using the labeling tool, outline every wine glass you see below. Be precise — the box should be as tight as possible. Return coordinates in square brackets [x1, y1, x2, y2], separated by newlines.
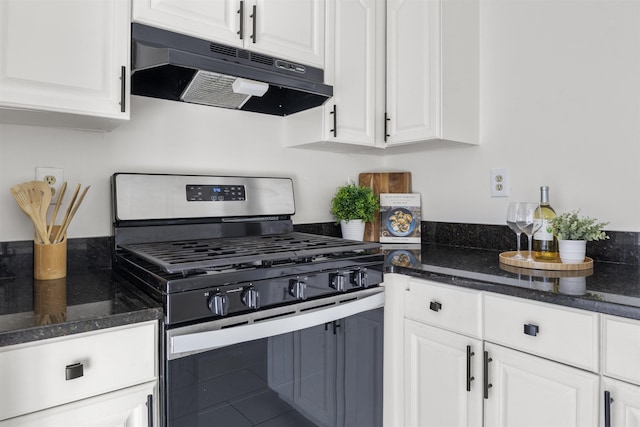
[516, 202, 543, 262]
[506, 202, 525, 259]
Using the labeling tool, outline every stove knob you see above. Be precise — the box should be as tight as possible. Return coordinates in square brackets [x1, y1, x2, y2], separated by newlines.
[207, 293, 229, 316]
[242, 287, 261, 310]
[352, 269, 368, 288]
[330, 273, 347, 292]
[289, 278, 307, 300]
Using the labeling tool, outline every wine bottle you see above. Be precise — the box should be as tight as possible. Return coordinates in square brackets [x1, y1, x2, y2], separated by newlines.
[533, 186, 558, 260]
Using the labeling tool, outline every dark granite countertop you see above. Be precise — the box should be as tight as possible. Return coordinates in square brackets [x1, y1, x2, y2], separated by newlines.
[384, 244, 640, 320]
[0, 270, 163, 347]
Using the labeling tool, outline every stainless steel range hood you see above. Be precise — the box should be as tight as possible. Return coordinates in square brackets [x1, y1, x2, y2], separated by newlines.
[131, 23, 333, 116]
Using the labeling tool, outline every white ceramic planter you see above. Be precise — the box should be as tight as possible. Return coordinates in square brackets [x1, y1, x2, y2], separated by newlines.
[558, 239, 587, 264]
[340, 219, 365, 241]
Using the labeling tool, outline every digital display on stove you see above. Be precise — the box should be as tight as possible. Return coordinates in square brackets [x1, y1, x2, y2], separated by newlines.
[186, 184, 246, 201]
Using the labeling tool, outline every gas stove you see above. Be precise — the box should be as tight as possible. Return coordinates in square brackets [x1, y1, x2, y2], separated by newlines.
[111, 173, 383, 326]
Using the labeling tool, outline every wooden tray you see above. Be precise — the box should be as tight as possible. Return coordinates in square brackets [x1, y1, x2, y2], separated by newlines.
[499, 251, 593, 271]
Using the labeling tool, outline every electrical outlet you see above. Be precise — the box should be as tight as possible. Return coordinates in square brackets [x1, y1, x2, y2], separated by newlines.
[36, 167, 64, 204]
[490, 168, 510, 197]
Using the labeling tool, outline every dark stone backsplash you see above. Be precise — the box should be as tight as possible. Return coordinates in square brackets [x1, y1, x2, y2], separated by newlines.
[297, 221, 639, 266]
[0, 222, 637, 279]
[419, 222, 639, 265]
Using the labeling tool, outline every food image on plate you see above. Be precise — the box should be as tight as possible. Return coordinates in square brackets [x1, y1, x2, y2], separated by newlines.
[388, 210, 414, 234]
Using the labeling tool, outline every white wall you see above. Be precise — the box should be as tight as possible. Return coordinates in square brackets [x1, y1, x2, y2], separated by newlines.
[385, 0, 640, 232]
[2, 0, 639, 242]
[0, 97, 384, 241]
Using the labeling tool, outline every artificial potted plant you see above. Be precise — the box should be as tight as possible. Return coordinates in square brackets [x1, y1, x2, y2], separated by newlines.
[550, 210, 609, 263]
[330, 184, 379, 241]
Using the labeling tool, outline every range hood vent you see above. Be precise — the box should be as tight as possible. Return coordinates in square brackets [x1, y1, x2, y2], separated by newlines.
[131, 23, 333, 116]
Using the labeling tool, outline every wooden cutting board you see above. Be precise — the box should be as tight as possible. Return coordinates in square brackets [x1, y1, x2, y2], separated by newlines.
[359, 172, 412, 242]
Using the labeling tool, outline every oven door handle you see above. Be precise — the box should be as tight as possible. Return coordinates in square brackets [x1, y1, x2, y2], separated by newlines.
[168, 291, 385, 359]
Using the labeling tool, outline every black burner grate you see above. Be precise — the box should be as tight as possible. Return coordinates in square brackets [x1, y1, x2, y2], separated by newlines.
[119, 232, 379, 274]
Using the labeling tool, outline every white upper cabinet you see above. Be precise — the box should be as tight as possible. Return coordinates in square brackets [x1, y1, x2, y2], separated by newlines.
[0, 0, 130, 131]
[132, 0, 325, 67]
[385, 0, 441, 145]
[285, 0, 479, 152]
[385, 0, 479, 147]
[284, 0, 382, 151]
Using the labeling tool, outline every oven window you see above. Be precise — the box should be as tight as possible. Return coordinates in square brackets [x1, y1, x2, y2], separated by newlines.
[166, 308, 383, 427]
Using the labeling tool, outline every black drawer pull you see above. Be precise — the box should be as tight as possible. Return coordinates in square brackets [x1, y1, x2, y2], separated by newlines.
[604, 390, 614, 427]
[65, 362, 84, 381]
[466, 345, 475, 392]
[483, 351, 493, 399]
[524, 323, 539, 336]
[429, 301, 442, 312]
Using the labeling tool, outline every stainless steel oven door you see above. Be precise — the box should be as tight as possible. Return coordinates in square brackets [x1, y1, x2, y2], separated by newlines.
[164, 288, 384, 427]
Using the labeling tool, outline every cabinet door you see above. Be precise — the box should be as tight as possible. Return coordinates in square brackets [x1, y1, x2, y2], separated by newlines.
[132, 0, 241, 47]
[321, 0, 380, 147]
[132, 0, 324, 67]
[484, 342, 599, 427]
[251, 0, 325, 67]
[385, 0, 441, 145]
[602, 377, 640, 427]
[0, 0, 130, 128]
[0, 381, 156, 427]
[404, 319, 483, 427]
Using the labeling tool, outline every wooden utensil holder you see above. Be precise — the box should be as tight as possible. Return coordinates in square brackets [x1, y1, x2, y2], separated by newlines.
[34, 227, 66, 280]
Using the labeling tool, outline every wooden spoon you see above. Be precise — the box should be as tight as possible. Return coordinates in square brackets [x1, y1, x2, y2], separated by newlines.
[33, 181, 52, 229]
[54, 184, 90, 243]
[10, 185, 50, 244]
[48, 181, 67, 241]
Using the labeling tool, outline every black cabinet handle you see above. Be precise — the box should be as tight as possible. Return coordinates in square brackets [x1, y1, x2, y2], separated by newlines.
[466, 345, 475, 392]
[384, 113, 390, 142]
[237, 1, 244, 40]
[330, 104, 337, 137]
[65, 362, 84, 381]
[604, 390, 613, 427]
[524, 323, 539, 336]
[250, 5, 257, 43]
[429, 300, 442, 312]
[120, 66, 126, 113]
[147, 394, 154, 427]
[483, 351, 493, 399]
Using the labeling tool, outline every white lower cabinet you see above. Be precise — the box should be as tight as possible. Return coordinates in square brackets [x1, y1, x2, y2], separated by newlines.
[402, 278, 483, 427]
[484, 342, 599, 427]
[601, 315, 640, 426]
[0, 321, 158, 426]
[0, 381, 156, 427]
[388, 275, 637, 427]
[404, 320, 482, 427]
[601, 377, 640, 427]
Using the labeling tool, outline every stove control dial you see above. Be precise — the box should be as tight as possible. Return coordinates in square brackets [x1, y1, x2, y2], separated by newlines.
[207, 293, 229, 316]
[330, 271, 350, 292]
[242, 287, 261, 310]
[352, 268, 368, 288]
[289, 278, 307, 300]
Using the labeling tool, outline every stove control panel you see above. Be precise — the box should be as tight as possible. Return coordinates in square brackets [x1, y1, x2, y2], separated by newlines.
[186, 184, 246, 202]
[165, 266, 383, 325]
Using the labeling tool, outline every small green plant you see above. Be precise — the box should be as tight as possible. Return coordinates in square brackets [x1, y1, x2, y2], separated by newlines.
[550, 210, 609, 241]
[330, 184, 379, 223]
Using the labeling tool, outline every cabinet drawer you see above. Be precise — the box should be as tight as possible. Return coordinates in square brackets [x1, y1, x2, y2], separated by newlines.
[602, 315, 640, 385]
[484, 294, 598, 371]
[0, 321, 157, 421]
[404, 279, 482, 338]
